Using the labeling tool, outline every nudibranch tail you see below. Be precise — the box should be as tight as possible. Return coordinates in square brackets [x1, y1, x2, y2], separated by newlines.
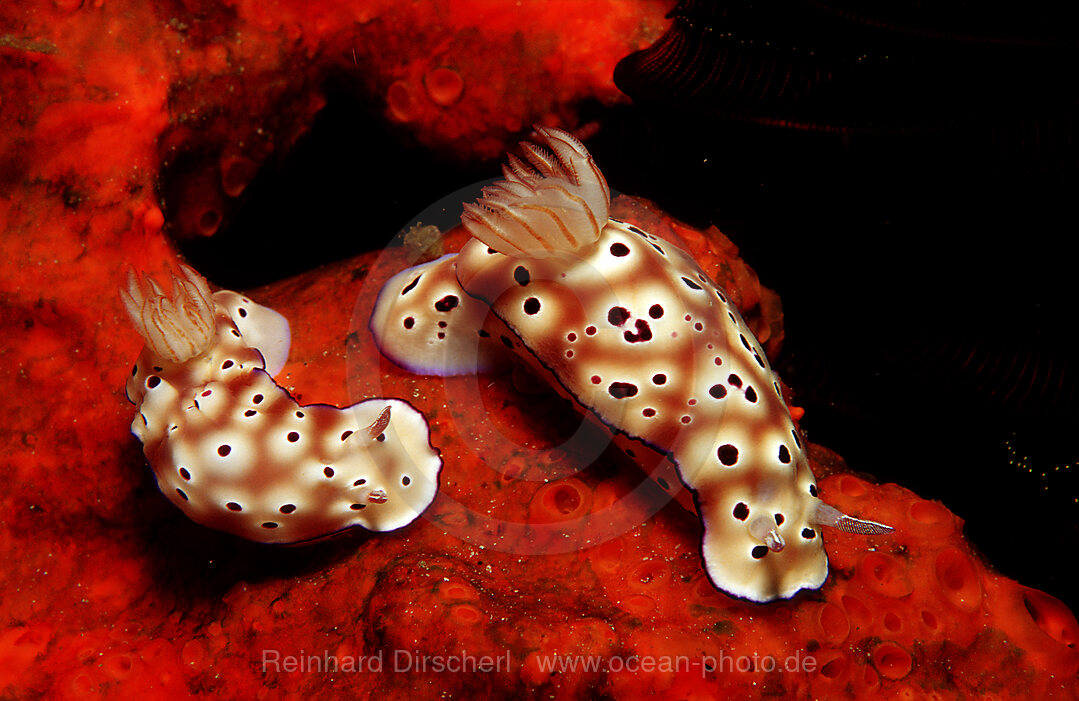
[121, 264, 215, 363]
[460, 126, 610, 259]
[811, 502, 895, 535]
[125, 265, 441, 543]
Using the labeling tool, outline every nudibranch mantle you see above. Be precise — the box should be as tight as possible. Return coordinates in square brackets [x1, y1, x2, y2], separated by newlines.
[370, 127, 890, 602]
[123, 265, 440, 543]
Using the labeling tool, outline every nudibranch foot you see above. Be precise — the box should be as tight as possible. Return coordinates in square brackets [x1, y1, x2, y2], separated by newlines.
[371, 126, 892, 602]
[124, 265, 441, 543]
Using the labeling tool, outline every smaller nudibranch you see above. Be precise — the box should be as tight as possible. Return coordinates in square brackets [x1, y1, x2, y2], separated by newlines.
[371, 127, 891, 602]
[122, 264, 440, 543]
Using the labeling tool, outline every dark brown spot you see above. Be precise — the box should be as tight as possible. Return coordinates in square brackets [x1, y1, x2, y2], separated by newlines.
[682, 277, 702, 291]
[751, 545, 769, 559]
[176, 488, 188, 501]
[238, 307, 248, 318]
[218, 445, 231, 457]
[608, 306, 630, 326]
[146, 376, 161, 389]
[648, 304, 663, 319]
[178, 467, 190, 480]
[252, 394, 264, 404]
[403, 316, 415, 329]
[523, 297, 541, 315]
[610, 242, 630, 257]
[775, 513, 785, 525]
[324, 467, 335, 478]
[354, 478, 367, 486]
[350, 503, 366, 510]
[280, 504, 296, 514]
[727, 374, 742, 388]
[624, 319, 652, 343]
[513, 266, 530, 285]
[402, 475, 411, 486]
[262, 522, 278, 529]
[745, 386, 758, 403]
[227, 502, 242, 511]
[608, 382, 639, 399]
[341, 430, 353, 441]
[652, 373, 667, 385]
[295, 411, 304, 418]
[733, 503, 749, 520]
[708, 384, 727, 399]
[642, 407, 656, 417]
[802, 528, 817, 539]
[221, 360, 234, 370]
[287, 431, 300, 443]
[585, 326, 597, 336]
[717, 444, 739, 466]
[778, 445, 792, 464]
[435, 295, 459, 312]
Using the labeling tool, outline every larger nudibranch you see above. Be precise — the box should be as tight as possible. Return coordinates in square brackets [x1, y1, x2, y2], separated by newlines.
[123, 264, 440, 543]
[371, 127, 892, 602]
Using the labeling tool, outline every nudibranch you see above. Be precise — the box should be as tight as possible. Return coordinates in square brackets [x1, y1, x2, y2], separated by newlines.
[371, 127, 893, 602]
[122, 264, 440, 543]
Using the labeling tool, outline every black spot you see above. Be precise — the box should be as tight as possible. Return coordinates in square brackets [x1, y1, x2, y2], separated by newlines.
[523, 297, 541, 315]
[802, 528, 817, 539]
[775, 513, 785, 525]
[809, 484, 818, 497]
[341, 430, 353, 441]
[727, 374, 742, 388]
[648, 304, 663, 319]
[231, 329, 241, 337]
[438, 321, 447, 328]
[733, 502, 749, 520]
[753, 352, 766, 369]
[792, 430, 803, 448]
[681, 277, 702, 290]
[262, 522, 278, 529]
[437, 332, 446, 339]
[146, 376, 161, 389]
[650, 242, 665, 255]
[295, 411, 304, 418]
[739, 335, 751, 351]
[350, 503, 366, 510]
[708, 384, 727, 399]
[610, 242, 630, 257]
[218, 445, 231, 457]
[176, 488, 188, 501]
[778, 445, 791, 464]
[435, 295, 459, 312]
[152, 366, 162, 372]
[478, 329, 490, 338]
[751, 546, 769, 559]
[131, 364, 138, 376]
[252, 394, 264, 404]
[376, 433, 386, 442]
[608, 306, 630, 326]
[513, 266, 530, 285]
[221, 359, 234, 370]
[178, 467, 191, 480]
[323, 466, 335, 478]
[745, 386, 758, 403]
[280, 504, 296, 514]
[238, 308, 248, 318]
[354, 478, 367, 486]
[287, 431, 300, 443]
[243, 409, 257, 417]
[717, 444, 739, 466]
[402, 475, 411, 486]
[627, 225, 647, 236]
[401, 275, 421, 295]
[716, 290, 727, 303]
[608, 382, 638, 399]
[652, 373, 667, 385]
[227, 502, 242, 511]
[487, 247, 498, 254]
[624, 319, 653, 343]
[500, 335, 515, 349]
[728, 312, 737, 323]
[657, 478, 670, 490]
[403, 316, 415, 329]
